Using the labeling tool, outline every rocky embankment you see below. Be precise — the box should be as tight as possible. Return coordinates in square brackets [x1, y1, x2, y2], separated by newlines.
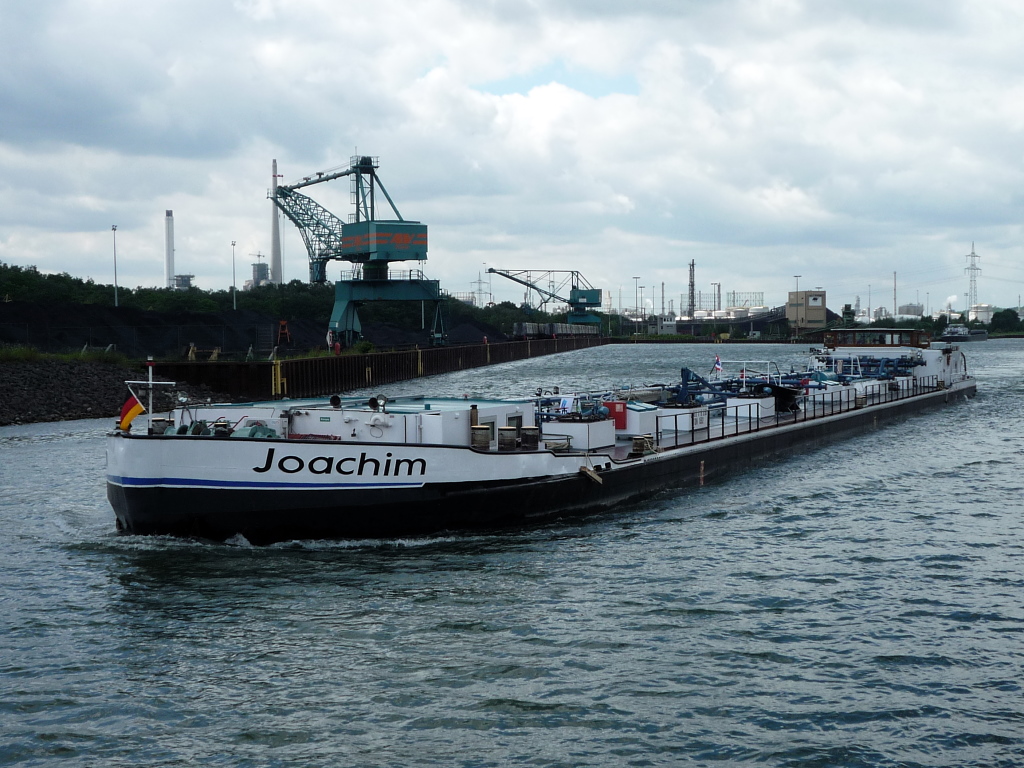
[0, 360, 232, 426]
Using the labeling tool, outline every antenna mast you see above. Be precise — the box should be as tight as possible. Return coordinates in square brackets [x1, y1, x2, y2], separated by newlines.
[687, 260, 696, 318]
[965, 244, 981, 316]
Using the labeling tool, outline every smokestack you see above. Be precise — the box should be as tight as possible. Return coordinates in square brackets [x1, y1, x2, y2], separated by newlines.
[164, 210, 175, 289]
[270, 159, 282, 284]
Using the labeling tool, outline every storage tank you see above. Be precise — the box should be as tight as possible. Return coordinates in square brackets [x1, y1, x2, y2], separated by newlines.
[730, 308, 749, 319]
[694, 310, 709, 319]
[969, 304, 994, 323]
[749, 306, 770, 316]
[713, 310, 729, 319]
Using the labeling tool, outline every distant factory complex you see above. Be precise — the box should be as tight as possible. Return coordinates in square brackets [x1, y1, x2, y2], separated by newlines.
[150, 158, 1002, 345]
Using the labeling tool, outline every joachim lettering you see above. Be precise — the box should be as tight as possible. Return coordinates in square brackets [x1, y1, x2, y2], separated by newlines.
[253, 448, 426, 477]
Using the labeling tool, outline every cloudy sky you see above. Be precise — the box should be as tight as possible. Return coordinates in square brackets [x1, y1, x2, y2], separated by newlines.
[2, 0, 1022, 315]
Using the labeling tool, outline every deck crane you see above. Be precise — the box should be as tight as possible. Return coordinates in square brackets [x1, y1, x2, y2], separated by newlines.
[486, 268, 603, 324]
[271, 155, 446, 347]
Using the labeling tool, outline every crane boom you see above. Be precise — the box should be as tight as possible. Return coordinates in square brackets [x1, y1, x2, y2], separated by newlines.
[273, 187, 348, 283]
[486, 269, 565, 306]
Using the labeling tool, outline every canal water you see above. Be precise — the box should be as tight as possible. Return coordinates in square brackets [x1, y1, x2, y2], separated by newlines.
[1, 342, 1022, 767]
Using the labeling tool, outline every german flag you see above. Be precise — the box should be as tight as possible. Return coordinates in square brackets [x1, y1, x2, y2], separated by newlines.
[119, 394, 145, 431]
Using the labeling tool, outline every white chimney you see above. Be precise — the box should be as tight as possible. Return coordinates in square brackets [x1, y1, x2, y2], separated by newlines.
[164, 210, 175, 289]
[270, 159, 282, 284]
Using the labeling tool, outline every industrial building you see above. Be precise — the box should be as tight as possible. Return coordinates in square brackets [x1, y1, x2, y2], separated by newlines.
[786, 289, 828, 334]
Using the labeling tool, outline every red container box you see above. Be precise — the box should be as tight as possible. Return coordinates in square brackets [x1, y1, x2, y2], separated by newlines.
[603, 401, 627, 429]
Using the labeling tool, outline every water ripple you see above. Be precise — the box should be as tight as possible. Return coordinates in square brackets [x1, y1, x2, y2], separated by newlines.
[3, 343, 1024, 766]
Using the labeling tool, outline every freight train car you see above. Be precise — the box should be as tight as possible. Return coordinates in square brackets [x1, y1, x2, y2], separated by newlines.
[513, 323, 600, 339]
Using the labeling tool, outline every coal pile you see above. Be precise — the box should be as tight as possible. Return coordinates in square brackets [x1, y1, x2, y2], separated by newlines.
[0, 360, 236, 426]
[0, 301, 505, 358]
[0, 301, 328, 359]
[0, 299, 506, 425]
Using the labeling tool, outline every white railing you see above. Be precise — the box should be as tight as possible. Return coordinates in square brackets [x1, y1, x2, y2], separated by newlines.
[649, 375, 942, 450]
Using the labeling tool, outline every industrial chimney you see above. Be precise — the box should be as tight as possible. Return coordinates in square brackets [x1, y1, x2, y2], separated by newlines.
[270, 159, 282, 284]
[164, 210, 175, 289]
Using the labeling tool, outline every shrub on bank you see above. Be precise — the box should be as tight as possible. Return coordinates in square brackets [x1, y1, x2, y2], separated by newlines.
[0, 345, 134, 368]
[0, 345, 42, 363]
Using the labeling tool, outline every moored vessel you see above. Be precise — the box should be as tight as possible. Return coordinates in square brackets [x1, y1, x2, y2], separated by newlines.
[939, 324, 987, 342]
[106, 335, 975, 543]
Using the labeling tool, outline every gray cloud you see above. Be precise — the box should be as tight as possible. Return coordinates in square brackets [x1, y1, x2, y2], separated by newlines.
[1, 0, 1022, 309]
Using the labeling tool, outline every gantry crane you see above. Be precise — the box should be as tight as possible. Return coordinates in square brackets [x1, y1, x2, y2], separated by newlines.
[271, 155, 446, 347]
[486, 269, 602, 324]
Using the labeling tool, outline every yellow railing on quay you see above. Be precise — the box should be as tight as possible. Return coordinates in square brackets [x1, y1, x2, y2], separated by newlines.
[154, 335, 603, 400]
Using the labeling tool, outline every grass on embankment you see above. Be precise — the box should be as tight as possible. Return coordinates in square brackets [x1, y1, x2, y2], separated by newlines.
[0, 345, 135, 367]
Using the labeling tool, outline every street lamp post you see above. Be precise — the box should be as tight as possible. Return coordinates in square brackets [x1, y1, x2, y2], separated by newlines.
[632, 276, 640, 335]
[111, 225, 119, 308]
[231, 240, 237, 310]
[639, 285, 645, 333]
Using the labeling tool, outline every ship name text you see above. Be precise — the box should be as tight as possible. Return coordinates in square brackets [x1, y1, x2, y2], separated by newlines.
[253, 448, 427, 477]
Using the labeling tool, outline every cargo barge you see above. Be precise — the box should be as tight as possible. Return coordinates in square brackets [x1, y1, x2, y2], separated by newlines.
[106, 331, 975, 543]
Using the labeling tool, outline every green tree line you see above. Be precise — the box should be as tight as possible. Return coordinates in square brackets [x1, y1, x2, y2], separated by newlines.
[0, 261, 564, 332]
[860, 309, 1022, 335]
[6, 261, 1020, 336]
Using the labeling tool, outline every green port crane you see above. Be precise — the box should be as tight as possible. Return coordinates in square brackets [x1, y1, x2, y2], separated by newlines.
[271, 155, 446, 347]
[486, 268, 602, 324]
